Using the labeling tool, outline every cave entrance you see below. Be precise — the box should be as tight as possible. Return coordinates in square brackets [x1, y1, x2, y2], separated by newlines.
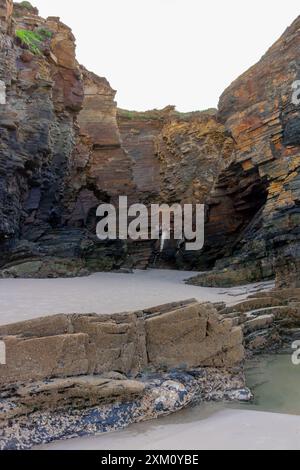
[185, 161, 269, 269]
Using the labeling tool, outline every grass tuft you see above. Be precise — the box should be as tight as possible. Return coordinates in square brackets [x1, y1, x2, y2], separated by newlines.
[15, 28, 52, 55]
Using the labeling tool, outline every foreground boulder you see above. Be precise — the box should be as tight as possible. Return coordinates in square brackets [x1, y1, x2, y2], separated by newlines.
[0, 299, 246, 449]
[0, 299, 244, 386]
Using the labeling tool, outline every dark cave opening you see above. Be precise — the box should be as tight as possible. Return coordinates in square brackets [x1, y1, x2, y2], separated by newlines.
[178, 161, 270, 270]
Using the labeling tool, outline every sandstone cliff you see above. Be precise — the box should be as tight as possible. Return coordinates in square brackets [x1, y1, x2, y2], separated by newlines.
[0, 1, 132, 276]
[188, 16, 300, 285]
[0, 1, 300, 284]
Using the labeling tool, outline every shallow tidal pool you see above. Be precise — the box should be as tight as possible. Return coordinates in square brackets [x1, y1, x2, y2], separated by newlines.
[236, 353, 300, 416]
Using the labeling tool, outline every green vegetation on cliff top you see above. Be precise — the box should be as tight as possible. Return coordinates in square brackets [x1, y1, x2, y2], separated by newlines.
[117, 107, 217, 121]
[15, 28, 52, 55]
[18, 1, 35, 10]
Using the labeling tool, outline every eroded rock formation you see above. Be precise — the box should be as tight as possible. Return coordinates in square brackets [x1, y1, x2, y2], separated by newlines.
[0, 2, 233, 275]
[2, 288, 300, 449]
[0, 299, 244, 386]
[0, 1, 134, 276]
[0, 299, 246, 448]
[0, 2, 299, 283]
[189, 16, 300, 285]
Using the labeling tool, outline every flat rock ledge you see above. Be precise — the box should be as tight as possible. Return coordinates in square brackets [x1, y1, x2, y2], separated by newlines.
[0, 299, 246, 449]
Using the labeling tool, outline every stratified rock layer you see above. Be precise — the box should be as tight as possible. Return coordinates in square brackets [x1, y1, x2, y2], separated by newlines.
[0, 299, 246, 449]
[0, 2, 132, 275]
[0, 2, 234, 275]
[0, 2, 300, 282]
[0, 299, 244, 386]
[190, 16, 300, 285]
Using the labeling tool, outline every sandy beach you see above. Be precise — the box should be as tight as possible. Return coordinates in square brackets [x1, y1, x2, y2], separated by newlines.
[0, 269, 274, 325]
[3, 269, 291, 451]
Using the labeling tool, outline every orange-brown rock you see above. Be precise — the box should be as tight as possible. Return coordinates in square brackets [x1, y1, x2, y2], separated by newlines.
[117, 107, 233, 205]
[157, 112, 234, 205]
[1, 2, 300, 281]
[0, 300, 244, 386]
[188, 16, 300, 284]
[117, 108, 167, 200]
[76, 68, 135, 200]
[0, 3, 130, 275]
[0, 0, 12, 33]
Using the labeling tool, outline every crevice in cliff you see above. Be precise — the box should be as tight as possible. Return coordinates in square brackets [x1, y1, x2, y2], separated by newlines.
[188, 161, 269, 270]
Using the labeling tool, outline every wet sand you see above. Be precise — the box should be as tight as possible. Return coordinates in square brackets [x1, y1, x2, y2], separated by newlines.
[40, 407, 300, 450]
[0, 269, 274, 325]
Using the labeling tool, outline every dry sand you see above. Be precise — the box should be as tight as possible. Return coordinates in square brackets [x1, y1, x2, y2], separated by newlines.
[0, 269, 274, 325]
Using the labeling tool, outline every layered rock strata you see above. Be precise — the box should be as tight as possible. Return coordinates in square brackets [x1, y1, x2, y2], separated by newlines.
[0, 2, 235, 275]
[0, 1, 132, 276]
[0, 2, 300, 283]
[188, 16, 300, 284]
[216, 288, 300, 353]
[0, 299, 244, 386]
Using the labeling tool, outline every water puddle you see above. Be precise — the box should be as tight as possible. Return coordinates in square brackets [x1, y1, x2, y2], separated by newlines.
[234, 353, 300, 415]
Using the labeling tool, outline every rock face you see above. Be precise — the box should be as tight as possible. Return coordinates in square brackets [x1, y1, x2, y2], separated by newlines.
[0, 299, 244, 386]
[76, 68, 135, 200]
[117, 107, 233, 206]
[117, 108, 234, 268]
[275, 256, 300, 288]
[0, 3, 233, 275]
[0, 2, 133, 275]
[0, 2, 300, 283]
[157, 112, 234, 206]
[189, 16, 300, 285]
[0, 1, 85, 274]
[0, 298, 246, 449]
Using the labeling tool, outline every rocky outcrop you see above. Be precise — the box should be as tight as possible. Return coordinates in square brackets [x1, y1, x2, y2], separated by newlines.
[275, 256, 300, 288]
[117, 108, 167, 201]
[117, 108, 234, 268]
[0, 367, 248, 450]
[1, 2, 300, 282]
[0, 2, 132, 276]
[0, 299, 246, 449]
[157, 112, 234, 206]
[2, 288, 299, 449]
[117, 107, 234, 206]
[0, 2, 85, 272]
[75, 68, 135, 201]
[0, 299, 244, 386]
[189, 16, 300, 284]
[217, 288, 300, 353]
[0, 3, 233, 275]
